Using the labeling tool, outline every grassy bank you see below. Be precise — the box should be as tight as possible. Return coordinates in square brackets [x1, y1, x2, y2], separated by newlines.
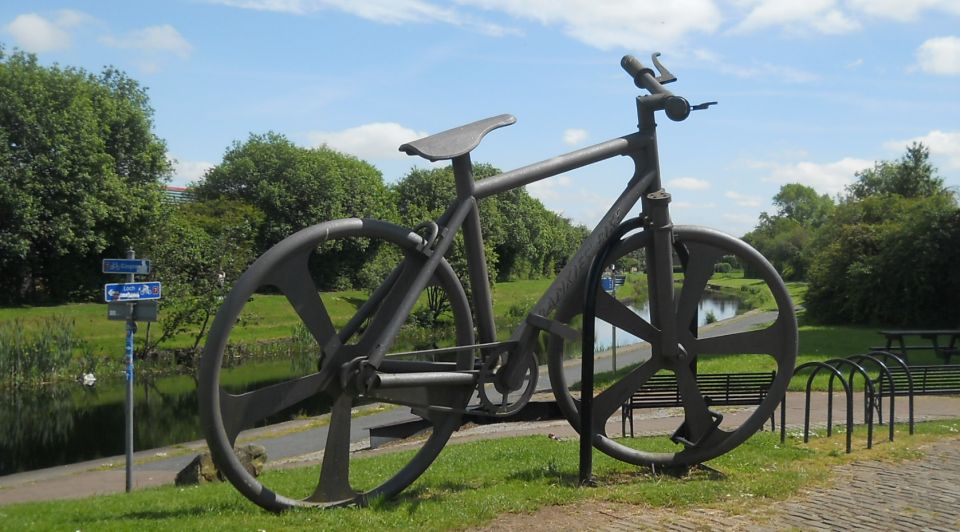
[3, 420, 958, 529]
[0, 279, 555, 357]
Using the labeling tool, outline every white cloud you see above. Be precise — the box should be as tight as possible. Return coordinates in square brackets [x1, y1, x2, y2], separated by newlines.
[462, 0, 722, 49]
[847, 0, 960, 22]
[752, 157, 873, 196]
[562, 128, 588, 146]
[722, 212, 760, 225]
[5, 13, 72, 52]
[308, 122, 428, 160]
[692, 49, 819, 83]
[171, 157, 215, 186]
[210, 0, 518, 36]
[732, 0, 860, 35]
[671, 201, 717, 210]
[724, 191, 762, 207]
[666, 177, 711, 190]
[54, 9, 99, 29]
[100, 25, 193, 59]
[885, 130, 960, 169]
[526, 174, 573, 202]
[917, 36, 960, 75]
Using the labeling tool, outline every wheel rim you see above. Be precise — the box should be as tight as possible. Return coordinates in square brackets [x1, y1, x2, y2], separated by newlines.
[199, 218, 474, 511]
[548, 225, 797, 466]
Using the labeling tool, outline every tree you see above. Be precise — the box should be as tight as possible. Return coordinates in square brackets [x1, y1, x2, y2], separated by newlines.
[194, 133, 397, 289]
[743, 184, 833, 281]
[845, 143, 945, 200]
[0, 49, 170, 303]
[140, 199, 264, 355]
[804, 144, 959, 326]
[771, 183, 834, 227]
[194, 133, 395, 254]
[805, 194, 960, 326]
[393, 163, 502, 293]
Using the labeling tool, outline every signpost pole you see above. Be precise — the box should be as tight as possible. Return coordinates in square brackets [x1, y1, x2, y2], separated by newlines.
[611, 265, 617, 373]
[124, 248, 136, 493]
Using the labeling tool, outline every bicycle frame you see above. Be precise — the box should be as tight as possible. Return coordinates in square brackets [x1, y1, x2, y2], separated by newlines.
[364, 100, 680, 402]
[200, 55, 801, 511]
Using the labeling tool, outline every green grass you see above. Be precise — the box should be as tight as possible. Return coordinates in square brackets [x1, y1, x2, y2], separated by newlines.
[0, 279, 557, 357]
[3, 421, 958, 530]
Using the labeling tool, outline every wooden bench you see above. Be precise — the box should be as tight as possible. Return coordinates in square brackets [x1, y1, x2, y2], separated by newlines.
[621, 371, 776, 438]
[872, 364, 960, 423]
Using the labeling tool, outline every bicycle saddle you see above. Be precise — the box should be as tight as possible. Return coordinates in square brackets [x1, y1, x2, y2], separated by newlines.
[399, 114, 516, 162]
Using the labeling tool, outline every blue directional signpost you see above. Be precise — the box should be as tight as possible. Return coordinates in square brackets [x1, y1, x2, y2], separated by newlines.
[103, 250, 159, 493]
[104, 282, 162, 302]
[102, 258, 151, 275]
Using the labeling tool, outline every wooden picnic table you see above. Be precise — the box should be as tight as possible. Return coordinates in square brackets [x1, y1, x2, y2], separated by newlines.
[877, 329, 960, 363]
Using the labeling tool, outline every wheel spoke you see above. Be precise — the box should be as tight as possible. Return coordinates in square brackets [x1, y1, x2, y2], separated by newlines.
[675, 242, 723, 329]
[308, 394, 356, 503]
[595, 290, 660, 343]
[267, 253, 341, 356]
[220, 371, 327, 445]
[674, 365, 717, 445]
[694, 319, 784, 358]
[592, 357, 664, 427]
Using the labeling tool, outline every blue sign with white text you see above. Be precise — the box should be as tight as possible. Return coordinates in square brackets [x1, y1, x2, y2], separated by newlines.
[102, 259, 151, 275]
[601, 277, 614, 292]
[104, 282, 162, 302]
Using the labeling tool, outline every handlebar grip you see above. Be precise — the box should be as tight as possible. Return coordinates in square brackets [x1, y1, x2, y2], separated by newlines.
[620, 55, 655, 89]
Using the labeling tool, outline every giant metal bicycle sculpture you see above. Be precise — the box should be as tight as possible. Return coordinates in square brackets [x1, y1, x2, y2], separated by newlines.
[199, 54, 798, 511]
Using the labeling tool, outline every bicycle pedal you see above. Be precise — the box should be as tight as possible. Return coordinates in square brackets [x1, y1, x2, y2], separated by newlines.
[670, 409, 723, 448]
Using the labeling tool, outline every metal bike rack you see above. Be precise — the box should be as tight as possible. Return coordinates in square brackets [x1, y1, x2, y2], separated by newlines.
[846, 353, 896, 442]
[825, 358, 875, 449]
[865, 351, 914, 434]
[579, 217, 645, 486]
[782, 361, 853, 454]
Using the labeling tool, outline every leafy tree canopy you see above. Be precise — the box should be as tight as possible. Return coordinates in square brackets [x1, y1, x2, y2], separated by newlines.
[845, 143, 945, 200]
[0, 48, 170, 304]
[194, 132, 396, 254]
[743, 183, 833, 281]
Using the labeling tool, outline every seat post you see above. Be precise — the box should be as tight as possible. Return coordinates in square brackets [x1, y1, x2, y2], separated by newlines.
[452, 154, 497, 347]
[452, 154, 475, 200]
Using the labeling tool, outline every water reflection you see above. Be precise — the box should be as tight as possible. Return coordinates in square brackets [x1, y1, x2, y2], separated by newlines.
[594, 293, 740, 349]
[0, 360, 329, 476]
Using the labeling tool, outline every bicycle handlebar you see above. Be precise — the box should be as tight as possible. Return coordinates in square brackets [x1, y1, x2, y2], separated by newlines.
[621, 55, 666, 94]
[621, 54, 699, 122]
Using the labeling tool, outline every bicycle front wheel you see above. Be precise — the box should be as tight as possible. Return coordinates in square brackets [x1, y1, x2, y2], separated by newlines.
[199, 218, 475, 511]
[547, 225, 797, 467]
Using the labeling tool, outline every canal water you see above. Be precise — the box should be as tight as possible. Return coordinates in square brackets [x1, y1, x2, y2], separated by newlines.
[0, 360, 326, 476]
[1, 293, 740, 476]
[593, 292, 741, 349]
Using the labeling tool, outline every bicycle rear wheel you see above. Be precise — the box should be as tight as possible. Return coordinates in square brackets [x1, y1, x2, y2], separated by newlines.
[199, 218, 474, 511]
[547, 225, 797, 467]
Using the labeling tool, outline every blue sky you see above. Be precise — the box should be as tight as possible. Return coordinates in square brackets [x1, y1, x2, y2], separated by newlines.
[2, 1, 959, 236]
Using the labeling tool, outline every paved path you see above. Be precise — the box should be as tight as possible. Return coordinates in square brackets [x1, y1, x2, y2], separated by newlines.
[477, 436, 960, 531]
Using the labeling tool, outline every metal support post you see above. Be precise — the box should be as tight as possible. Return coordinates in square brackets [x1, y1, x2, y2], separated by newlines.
[124, 248, 136, 493]
[611, 265, 617, 373]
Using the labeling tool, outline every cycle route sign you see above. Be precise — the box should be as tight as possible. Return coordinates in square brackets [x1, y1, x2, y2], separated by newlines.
[102, 258, 151, 275]
[104, 282, 162, 302]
